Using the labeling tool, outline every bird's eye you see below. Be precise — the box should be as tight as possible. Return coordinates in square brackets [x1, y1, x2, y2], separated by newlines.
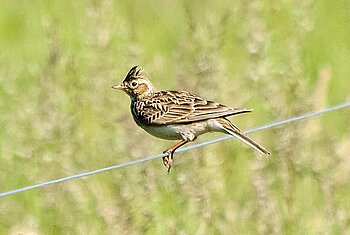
[130, 81, 138, 88]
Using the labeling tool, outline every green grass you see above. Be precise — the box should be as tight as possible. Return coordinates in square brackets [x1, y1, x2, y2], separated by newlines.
[1, 0, 350, 234]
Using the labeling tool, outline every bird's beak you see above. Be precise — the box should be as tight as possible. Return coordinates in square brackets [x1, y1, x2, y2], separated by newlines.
[112, 84, 125, 90]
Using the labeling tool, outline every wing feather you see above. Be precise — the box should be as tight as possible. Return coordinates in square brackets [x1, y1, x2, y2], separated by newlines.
[132, 91, 251, 125]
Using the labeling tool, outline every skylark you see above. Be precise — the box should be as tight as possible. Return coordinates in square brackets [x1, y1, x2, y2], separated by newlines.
[112, 66, 270, 173]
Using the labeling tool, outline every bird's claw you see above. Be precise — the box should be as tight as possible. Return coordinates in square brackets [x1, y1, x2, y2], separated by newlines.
[162, 150, 173, 174]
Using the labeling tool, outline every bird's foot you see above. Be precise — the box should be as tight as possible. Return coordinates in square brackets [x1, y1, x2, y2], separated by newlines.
[162, 150, 174, 174]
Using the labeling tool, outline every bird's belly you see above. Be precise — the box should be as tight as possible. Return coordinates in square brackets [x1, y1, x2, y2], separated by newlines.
[142, 121, 212, 141]
[140, 124, 183, 140]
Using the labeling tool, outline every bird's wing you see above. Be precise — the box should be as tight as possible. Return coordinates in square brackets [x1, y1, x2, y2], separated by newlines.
[134, 91, 251, 125]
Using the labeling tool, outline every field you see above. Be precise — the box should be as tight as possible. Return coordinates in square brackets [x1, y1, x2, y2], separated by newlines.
[1, 0, 350, 234]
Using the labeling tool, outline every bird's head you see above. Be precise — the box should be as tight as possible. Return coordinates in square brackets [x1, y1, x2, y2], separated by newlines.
[112, 66, 157, 99]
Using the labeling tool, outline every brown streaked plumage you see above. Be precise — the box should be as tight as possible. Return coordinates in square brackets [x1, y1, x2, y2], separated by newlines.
[112, 66, 270, 173]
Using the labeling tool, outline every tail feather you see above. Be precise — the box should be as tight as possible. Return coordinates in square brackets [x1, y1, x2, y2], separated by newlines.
[218, 118, 270, 155]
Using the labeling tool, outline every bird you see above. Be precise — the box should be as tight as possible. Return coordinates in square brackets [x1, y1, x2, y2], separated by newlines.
[112, 66, 270, 173]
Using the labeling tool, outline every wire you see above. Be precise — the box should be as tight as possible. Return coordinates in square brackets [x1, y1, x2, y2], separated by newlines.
[1, 101, 349, 198]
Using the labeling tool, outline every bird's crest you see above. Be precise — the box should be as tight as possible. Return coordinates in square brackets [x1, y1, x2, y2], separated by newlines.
[126, 66, 144, 79]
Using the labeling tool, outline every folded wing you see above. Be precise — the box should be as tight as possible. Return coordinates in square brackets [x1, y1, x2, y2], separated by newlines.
[133, 91, 252, 125]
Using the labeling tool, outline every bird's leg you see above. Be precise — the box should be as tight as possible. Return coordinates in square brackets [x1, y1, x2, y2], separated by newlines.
[162, 139, 189, 173]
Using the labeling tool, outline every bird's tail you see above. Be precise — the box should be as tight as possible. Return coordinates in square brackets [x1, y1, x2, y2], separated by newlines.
[218, 118, 270, 155]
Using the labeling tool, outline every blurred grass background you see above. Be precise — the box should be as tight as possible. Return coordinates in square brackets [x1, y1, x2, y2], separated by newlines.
[1, 0, 350, 234]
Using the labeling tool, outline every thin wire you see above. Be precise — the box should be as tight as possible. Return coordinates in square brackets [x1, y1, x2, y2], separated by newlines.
[1, 101, 349, 198]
